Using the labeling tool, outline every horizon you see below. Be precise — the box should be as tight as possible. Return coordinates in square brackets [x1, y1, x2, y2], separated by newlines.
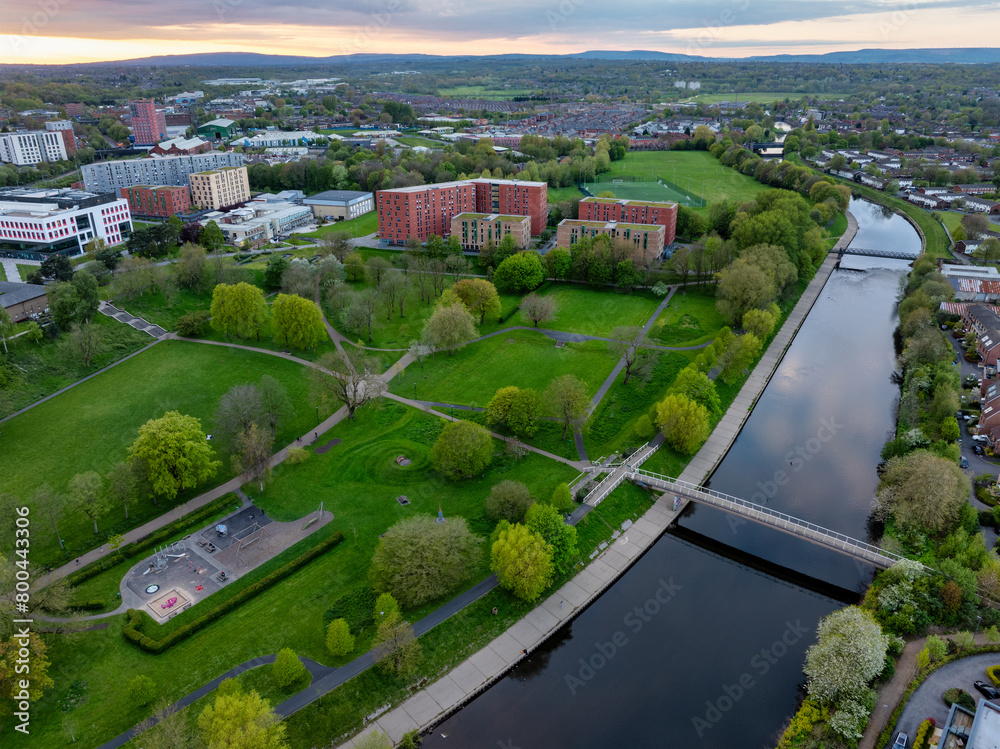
[1, 0, 995, 65]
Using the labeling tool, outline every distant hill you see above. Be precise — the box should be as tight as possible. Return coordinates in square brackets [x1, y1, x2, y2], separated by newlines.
[19, 47, 1000, 68]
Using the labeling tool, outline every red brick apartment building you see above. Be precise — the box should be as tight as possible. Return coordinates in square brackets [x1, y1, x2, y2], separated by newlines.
[377, 178, 547, 244]
[120, 185, 191, 218]
[577, 196, 678, 245]
[128, 99, 168, 147]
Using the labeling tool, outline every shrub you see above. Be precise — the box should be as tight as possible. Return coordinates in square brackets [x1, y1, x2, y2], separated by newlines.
[123, 531, 343, 653]
[431, 420, 493, 479]
[285, 446, 309, 464]
[485, 480, 534, 523]
[634, 414, 655, 439]
[987, 664, 1000, 687]
[326, 618, 355, 657]
[175, 310, 211, 337]
[272, 647, 307, 688]
[549, 482, 574, 514]
[942, 687, 975, 710]
[374, 592, 400, 621]
[128, 674, 155, 708]
[912, 718, 935, 749]
[323, 586, 376, 631]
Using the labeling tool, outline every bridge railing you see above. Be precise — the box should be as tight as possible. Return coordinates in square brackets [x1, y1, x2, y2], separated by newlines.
[628, 468, 911, 566]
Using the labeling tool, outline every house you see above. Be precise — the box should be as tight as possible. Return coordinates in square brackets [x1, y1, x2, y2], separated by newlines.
[953, 183, 997, 195]
[0, 282, 48, 322]
[302, 190, 374, 221]
[197, 118, 238, 141]
[966, 196, 1000, 215]
[934, 689, 1000, 748]
[964, 303, 1000, 367]
[150, 136, 211, 156]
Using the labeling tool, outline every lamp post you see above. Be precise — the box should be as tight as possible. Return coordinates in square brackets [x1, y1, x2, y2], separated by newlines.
[315, 405, 319, 424]
[977, 615, 983, 635]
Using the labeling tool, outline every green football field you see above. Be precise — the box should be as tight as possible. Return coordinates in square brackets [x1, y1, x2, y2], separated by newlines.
[583, 179, 703, 207]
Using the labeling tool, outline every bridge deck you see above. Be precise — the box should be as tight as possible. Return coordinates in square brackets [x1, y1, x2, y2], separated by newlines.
[838, 247, 918, 260]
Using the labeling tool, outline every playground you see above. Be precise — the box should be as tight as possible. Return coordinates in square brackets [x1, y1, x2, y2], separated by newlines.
[120, 504, 333, 623]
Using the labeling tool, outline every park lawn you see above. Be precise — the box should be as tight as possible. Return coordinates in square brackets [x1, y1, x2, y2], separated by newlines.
[300, 211, 379, 239]
[110, 284, 214, 331]
[395, 135, 445, 148]
[939, 210, 964, 237]
[437, 85, 533, 98]
[547, 185, 586, 204]
[585, 349, 697, 460]
[824, 211, 849, 246]
[683, 92, 846, 105]
[0, 313, 153, 419]
[508, 284, 662, 336]
[3, 340, 314, 568]
[651, 286, 726, 347]
[0, 263, 6, 281]
[17, 263, 36, 281]
[597, 151, 769, 215]
[389, 329, 618, 406]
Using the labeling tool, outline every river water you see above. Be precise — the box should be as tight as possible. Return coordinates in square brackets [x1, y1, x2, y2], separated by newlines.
[422, 199, 921, 748]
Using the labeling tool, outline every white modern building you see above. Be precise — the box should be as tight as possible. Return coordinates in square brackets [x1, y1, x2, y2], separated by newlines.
[81, 152, 245, 193]
[230, 130, 333, 148]
[0, 130, 69, 166]
[0, 187, 132, 258]
[205, 202, 313, 247]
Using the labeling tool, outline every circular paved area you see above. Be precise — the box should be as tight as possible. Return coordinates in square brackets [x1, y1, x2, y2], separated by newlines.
[895, 652, 1000, 739]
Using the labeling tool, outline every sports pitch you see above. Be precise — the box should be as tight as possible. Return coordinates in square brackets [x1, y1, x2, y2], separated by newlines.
[582, 178, 704, 207]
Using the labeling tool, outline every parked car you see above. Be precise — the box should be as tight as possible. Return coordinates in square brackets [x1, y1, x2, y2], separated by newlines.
[893, 732, 908, 749]
[961, 457, 970, 468]
[975, 444, 985, 456]
[975, 680, 1000, 700]
[973, 435, 990, 443]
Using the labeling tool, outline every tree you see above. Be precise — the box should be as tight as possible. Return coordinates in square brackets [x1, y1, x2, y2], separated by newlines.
[372, 611, 422, 677]
[197, 685, 288, 749]
[974, 237, 1000, 264]
[280, 258, 316, 299]
[215, 384, 265, 446]
[343, 252, 367, 282]
[48, 281, 80, 330]
[366, 256, 392, 285]
[39, 253, 73, 282]
[311, 350, 387, 420]
[271, 648, 307, 688]
[233, 423, 273, 492]
[608, 326, 654, 385]
[550, 482, 574, 513]
[342, 288, 379, 342]
[72, 269, 100, 322]
[0, 633, 53, 714]
[423, 302, 477, 355]
[655, 393, 710, 454]
[741, 304, 780, 340]
[68, 470, 109, 534]
[452, 278, 501, 324]
[962, 212, 990, 240]
[493, 252, 545, 293]
[874, 451, 970, 534]
[263, 255, 289, 290]
[199, 220, 225, 252]
[716, 258, 775, 327]
[491, 522, 554, 601]
[804, 606, 890, 704]
[67, 321, 106, 368]
[0, 307, 12, 355]
[128, 674, 156, 709]
[485, 480, 534, 523]
[128, 411, 221, 501]
[32, 484, 65, 549]
[483, 385, 541, 436]
[671, 366, 720, 415]
[230, 283, 269, 340]
[106, 461, 138, 520]
[326, 619, 355, 657]
[271, 294, 326, 350]
[23, 321, 43, 345]
[716, 331, 762, 384]
[431, 420, 493, 479]
[256, 375, 293, 439]
[546, 246, 571, 279]
[378, 272, 410, 321]
[95, 245, 123, 275]
[407, 340, 432, 369]
[210, 283, 239, 339]
[545, 375, 590, 439]
[370, 516, 481, 608]
[525, 503, 578, 572]
[520, 293, 557, 328]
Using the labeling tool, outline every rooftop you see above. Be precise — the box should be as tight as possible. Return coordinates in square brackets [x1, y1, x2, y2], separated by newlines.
[0, 282, 47, 308]
[303, 190, 373, 204]
[581, 196, 679, 209]
[454, 212, 528, 222]
[200, 118, 236, 128]
[559, 218, 663, 231]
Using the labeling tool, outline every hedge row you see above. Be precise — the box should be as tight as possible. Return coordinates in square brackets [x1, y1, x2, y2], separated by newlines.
[66, 495, 238, 587]
[875, 644, 1000, 749]
[124, 531, 343, 654]
[987, 664, 1000, 687]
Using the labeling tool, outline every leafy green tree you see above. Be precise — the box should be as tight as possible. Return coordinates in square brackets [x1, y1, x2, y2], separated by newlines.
[0, 633, 53, 714]
[741, 304, 780, 340]
[271, 294, 326, 350]
[485, 480, 534, 523]
[232, 423, 273, 493]
[176, 310, 211, 337]
[39, 253, 73, 282]
[232, 282, 269, 340]
[804, 606, 889, 705]
[128, 674, 156, 709]
[874, 451, 970, 534]
[370, 516, 481, 607]
[23, 321, 43, 345]
[199, 220, 225, 252]
[431, 420, 493, 479]
[492, 252, 545, 293]
[177, 243, 207, 290]
[485, 386, 519, 429]
[716, 258, 775, 327]
[72, 269, 100, 322]
[671, 366, 721, 415]
[491, 523, 553, 601]
[546, 247, 571, 279]
[355, 730, 392, 749]
[127, 411, 221, 501]
[48, 281, 79, 330]
[452, 278, 501, 323]
[375, 592, 400, 622]
[326, 619, 355, 657]
[271, 648, 307, 688]
[422, 302, 477, 355]
[525, 503, 578, 572]
[256, 375, 293, 439]
[263, 255, 289, 290]
[716, 331, 762, 384]
[608, 326, 654, 385]
[550, 482, 574, 513]
[545, 375, 590, 439]
[95, 245, 123, 275]
[372, 611, 422, 677]
[210, 283, 239, 339]
[106, 461, 138, 520]
[197, 684, 287, 749]
[67, 470, 109, 534]
[655, 393, 710, 454]
[68, 321, 107, 367]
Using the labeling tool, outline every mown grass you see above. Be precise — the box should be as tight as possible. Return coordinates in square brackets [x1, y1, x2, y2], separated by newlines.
[388, 329, 618, 406]
[3, 340, 313, 567]
[651, 286, 726, 347]
[508, 284, 662, 336]
[299, 212, 379, 239]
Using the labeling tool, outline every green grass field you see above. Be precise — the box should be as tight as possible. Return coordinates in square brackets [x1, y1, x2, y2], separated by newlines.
[591, 151, 768, 215]
[437, 86, 533, 99]
[17, 263, 37, 281]
[939, 210, 964, 237]
[300, 211, 378, 239]
[3, 340, 313, 566]
[651, 287, 727, 347]
[508, 284, 662, 336]
[682, 92, 847, 105]
[389, 329, 618, 406]
[0, 314, 153, 418]
[395, 136, 445, 148]
[547, 185, 586, 204]
[585, 179, 701, 206]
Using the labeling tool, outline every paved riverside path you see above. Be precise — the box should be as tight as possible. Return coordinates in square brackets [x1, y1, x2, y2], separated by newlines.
[677, 210, 858, 485]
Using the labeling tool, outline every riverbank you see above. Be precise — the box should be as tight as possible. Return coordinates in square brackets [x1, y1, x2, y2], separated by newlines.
[340, 215, 860, 747]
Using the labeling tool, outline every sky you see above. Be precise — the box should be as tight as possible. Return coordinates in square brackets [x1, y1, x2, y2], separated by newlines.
[0, 0, 995, 64]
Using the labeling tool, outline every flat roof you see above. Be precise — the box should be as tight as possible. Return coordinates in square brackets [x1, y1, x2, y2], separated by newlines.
[559, 219, 663, 231]
[581, 196, 679, 209]
[453, 212, 528, 222]
[303, 189, 373, 204]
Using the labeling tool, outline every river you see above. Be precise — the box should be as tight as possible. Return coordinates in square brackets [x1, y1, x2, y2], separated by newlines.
[421, 199, 922, 748]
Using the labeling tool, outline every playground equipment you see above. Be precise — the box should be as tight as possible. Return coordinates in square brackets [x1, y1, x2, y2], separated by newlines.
[233, 521, 270, 568]
[144, 541, 187, 574]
